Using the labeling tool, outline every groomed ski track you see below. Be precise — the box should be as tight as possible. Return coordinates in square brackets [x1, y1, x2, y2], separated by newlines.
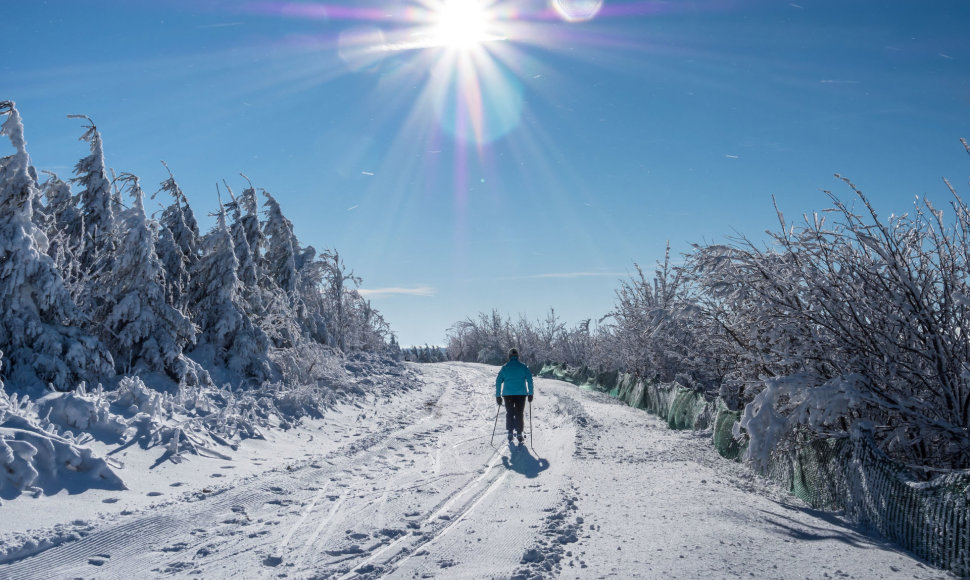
[0, 363, 951, 579]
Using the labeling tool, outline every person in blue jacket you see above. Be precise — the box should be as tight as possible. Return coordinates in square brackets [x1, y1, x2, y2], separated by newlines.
[495, 348, 534, 444]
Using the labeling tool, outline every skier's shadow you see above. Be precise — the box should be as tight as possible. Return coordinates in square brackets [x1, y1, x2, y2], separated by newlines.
[502, 446, 550, 478]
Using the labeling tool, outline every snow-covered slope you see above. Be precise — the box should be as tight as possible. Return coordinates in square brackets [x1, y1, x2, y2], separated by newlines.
[0, 363, 951, 579]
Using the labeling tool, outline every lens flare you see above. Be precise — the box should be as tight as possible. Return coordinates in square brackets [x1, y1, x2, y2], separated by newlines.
[338, 27, 387, 71]
[432, 57, 524, 144]
[552, 0, 604, 23]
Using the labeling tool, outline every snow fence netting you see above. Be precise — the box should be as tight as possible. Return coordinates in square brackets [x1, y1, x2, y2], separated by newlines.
[538, 363, 970, 577]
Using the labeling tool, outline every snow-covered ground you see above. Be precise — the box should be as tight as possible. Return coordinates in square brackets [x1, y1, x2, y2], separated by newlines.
[0, 363, 952, 579]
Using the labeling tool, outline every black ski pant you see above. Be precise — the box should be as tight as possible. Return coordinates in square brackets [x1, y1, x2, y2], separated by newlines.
[503, 395, 527, 434]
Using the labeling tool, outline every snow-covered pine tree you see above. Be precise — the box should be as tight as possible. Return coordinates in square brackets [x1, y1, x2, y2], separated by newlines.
[237, 178, 267, 267]
[39, 171, 85, 298]
[154, 221, 187, 311]
[227, 181, 309, 350]
[96, 173, 197, 382]
[292, 246, 330, 346]
[220, 180, 301, 348]
[259, 189, 312, 348]
[240, 181, 303, 341]
[0, 102, 113, 390]
[261, 189, 299, 295]
[68, 115, 115, 276]
[153, 163, 199, 311]
[191, 198, 275, 383]
[222, 183, 260, 309]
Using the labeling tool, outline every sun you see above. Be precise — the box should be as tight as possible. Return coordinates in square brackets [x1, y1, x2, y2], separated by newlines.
[432, 0, 493, 50]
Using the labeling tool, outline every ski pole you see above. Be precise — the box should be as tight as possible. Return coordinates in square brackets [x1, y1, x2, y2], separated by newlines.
[528, 398, 533, 447]
[490, 402, 501, 446]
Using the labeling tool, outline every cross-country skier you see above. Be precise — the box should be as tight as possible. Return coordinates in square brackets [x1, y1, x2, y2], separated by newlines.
[495, 348, 534, 444]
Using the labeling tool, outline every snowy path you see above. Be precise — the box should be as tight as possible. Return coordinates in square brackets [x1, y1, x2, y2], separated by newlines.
[0, 363, 952, 579]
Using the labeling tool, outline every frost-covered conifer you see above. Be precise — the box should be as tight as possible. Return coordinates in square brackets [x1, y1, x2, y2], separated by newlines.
[69, 115, 115, 274]
[191, 201, 274, 382]
[225, 181, 305, 348]
[157, 163, 200, 265]
[237, 179, 267, 267]
[262, 190, 299, 295]
[154, 164, 199, 311]
[97, 173, 197, 380]
[39, 172, 84, 294]
[292, 246, 329, 345]
[223, 183, 259, 300]
[0, 102, 113, 390]
[155, 223, 187, 310]
[259, 190, 312, 348]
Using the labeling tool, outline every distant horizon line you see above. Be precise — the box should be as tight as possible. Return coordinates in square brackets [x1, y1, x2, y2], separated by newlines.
[358, 286, 436, 298]
[494, 271, 627, 281]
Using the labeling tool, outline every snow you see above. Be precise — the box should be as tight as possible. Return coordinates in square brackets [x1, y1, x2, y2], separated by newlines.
[0, 363, 951, 579]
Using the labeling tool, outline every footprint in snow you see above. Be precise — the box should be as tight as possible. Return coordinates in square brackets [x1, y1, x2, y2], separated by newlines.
[102, 497, 120, 503]
[88, 554, 111, 566]
[147, 491, 163, 497]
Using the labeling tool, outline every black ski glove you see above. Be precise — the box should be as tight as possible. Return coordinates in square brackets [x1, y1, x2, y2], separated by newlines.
[528, 395, 534, 402]
[496, 397, 503, 406]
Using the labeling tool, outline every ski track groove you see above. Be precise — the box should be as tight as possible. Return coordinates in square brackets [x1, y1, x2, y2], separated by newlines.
[334, 447, 512, 579]
[274, 482, 330, 558]
[298, 492, 346, 564]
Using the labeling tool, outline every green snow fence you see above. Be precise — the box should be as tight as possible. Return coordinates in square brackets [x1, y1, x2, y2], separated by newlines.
[765, 430, 970, 577]
[538, 364, 710, 430]
[712, 402, 744, 461]
[667, 387, 710, 430]
[765, 434, 847, 510]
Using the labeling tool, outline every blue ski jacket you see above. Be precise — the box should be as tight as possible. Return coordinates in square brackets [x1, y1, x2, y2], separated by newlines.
[495, 356, 534, 397]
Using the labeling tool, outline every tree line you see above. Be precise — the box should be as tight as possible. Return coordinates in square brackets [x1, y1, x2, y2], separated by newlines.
[446, 146, 970, 472]
[0, 101, 398, 393]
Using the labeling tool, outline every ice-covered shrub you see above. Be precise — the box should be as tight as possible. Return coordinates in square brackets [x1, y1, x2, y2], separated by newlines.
[1, 387, 126, 499]
[36, 386, 127, 438]
[692, 169, 970, 470]
[113, 376, 264, 461]
[600, 245, 722, 392]
[737, 374, 865, 471]
[445, 309, 598, 370]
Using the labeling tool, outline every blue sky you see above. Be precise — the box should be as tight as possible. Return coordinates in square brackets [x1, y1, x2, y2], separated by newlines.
[4, 0, 969, 346]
